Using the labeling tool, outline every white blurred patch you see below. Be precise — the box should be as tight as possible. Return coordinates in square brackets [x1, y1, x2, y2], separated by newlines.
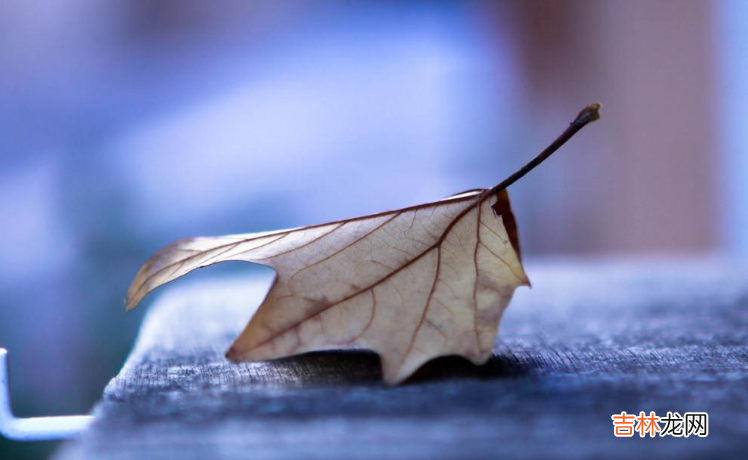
[110, 12, 518, 233]
[0, 155, 76, 283]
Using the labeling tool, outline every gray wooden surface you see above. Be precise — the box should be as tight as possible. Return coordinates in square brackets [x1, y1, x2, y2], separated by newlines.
[57, 259, 748, 459]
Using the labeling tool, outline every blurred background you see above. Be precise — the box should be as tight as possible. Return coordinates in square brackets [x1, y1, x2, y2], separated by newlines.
[1, 0, 746, 458]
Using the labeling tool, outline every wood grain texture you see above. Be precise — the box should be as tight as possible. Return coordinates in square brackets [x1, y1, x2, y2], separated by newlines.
[57, 259, 748, 460]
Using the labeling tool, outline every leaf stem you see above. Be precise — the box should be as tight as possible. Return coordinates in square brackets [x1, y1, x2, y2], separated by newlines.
[487, 103, 601, 196]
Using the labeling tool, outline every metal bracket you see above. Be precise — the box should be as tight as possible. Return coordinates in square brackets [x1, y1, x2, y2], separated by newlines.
[0, 348, 93, 441]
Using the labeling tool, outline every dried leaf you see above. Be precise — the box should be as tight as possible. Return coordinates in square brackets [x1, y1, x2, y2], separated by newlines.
[125, 104, 600, 384]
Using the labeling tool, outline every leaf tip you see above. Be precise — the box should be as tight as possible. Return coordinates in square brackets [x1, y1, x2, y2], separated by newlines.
[380, 371, 404, 387]
[224, 346, 242, 363]
[124, 288, 142, 312]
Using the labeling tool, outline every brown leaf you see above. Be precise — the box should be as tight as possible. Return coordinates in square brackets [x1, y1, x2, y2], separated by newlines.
[125, 103, 600, 384]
